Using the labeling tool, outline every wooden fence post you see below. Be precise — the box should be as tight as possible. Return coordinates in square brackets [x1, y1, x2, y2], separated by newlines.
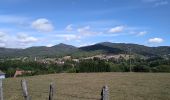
[21, 79, 30, 100]
[101, 85, 109, 100]
[0, 79, 3, 100]
[49, 83, 54, 100]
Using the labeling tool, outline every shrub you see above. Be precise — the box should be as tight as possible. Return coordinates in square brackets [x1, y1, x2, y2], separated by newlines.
[133, 65, 150, 72]
[67, 67, 77, 73]
[151, 65, 170, 72]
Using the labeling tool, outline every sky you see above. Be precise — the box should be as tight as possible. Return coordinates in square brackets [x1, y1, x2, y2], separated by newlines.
[0, 0, 169, 48]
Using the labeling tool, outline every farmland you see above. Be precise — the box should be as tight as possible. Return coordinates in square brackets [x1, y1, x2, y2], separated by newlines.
[3, 72, 170, 100]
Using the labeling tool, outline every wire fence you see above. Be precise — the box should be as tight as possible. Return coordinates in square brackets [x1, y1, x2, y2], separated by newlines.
[0, 79, 109, 100]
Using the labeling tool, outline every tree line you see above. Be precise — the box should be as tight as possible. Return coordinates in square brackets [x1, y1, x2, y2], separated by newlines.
[0, 56, 170, 77]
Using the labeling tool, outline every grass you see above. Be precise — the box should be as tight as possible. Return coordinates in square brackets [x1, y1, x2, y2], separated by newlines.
[2, 72, 170, 100]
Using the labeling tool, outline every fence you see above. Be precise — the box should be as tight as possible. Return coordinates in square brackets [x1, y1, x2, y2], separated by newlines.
[0, 79, 109, 100]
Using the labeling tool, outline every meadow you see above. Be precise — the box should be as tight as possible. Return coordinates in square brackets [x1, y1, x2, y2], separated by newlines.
[3, 73, 170, 100]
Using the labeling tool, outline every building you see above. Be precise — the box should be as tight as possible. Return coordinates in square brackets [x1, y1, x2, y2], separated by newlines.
[0, 70, 5, 79]
[63, 56, 71, 60]
[14, 70, 24, 77]
[14, 70, 32, 77]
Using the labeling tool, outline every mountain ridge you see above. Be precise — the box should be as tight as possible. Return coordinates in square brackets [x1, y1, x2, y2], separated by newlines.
[0, 42, 170, 58]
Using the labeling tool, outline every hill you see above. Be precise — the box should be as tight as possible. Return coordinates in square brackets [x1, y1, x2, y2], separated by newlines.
[79, 42, 170, 57]
[0, 42, 170, 58]
[0, 43, 78, 58]
[18, 43, 79, 57]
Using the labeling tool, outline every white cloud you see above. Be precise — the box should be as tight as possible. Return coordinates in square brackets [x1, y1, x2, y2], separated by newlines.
[108, 26, 125, 33]
[77, 26, 101, 36]
[154, 1, 168, 6]
[137, 31, 148, 36]
[78, 43, 96, 47]
[0, 31, 7, 42]
[0, 32, 6, 47]
[77, 26, 90, 33]
[46, 44, 54, 47]
[55, 34, 81, 41]
[0, 32, 39, 48]
[0, 32, 6, 38]
[31, 18, 54, 32]
[65, 24, 73, 31]
[0, 32, 10, 48]
[148, 37, 164, 43]
[55, 26, 101, 42]
[17, 33, 38, 43]
[142, 0, 168, 7]
[0, 43, 5, 47]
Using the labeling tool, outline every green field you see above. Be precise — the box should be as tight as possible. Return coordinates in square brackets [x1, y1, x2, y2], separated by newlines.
[3, 73, 170, 100]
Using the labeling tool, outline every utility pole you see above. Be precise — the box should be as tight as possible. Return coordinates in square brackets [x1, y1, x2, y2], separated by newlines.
[128, 46, 132, 72]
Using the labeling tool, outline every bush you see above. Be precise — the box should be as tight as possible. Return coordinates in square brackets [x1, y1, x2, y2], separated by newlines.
[133, 65, 150, 72]
[110, 63, 122, 72]
[116, 63, 130, 72]
[77, 60, 111, 72]
[151, 65, 170, 72]
[67, 67, 77, 73]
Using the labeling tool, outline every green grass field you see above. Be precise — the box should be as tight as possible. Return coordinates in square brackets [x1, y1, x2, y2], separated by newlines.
[3, 73, 170, 100]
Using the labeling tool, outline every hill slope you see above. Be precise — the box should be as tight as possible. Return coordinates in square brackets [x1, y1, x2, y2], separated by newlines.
[0, 43, 78, 58]
[0, 42, 170, 58]
[80, 42, 170, 56]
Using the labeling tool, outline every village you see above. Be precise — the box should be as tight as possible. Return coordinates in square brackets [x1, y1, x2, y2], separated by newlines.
[0, 52, 169, 79]
[0, 54, 133, 79]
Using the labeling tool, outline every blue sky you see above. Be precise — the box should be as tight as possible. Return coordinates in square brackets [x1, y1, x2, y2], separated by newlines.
[0, 0, 169, 48]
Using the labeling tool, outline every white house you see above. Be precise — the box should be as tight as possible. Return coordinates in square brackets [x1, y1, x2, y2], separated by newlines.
[0, 70, 5, 79]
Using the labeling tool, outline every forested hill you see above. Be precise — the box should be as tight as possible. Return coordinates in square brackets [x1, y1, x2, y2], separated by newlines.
[0, 43, 79, 58]
[0, 42, 170, 58]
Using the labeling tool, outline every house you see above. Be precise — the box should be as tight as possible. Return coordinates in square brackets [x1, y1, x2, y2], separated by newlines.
[14, 70, 23, 77]
[14, 70, 32, 77]
[72, 59, 79, 62]
[0, 70, 5, 79]
[63, 56, 71, 60]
